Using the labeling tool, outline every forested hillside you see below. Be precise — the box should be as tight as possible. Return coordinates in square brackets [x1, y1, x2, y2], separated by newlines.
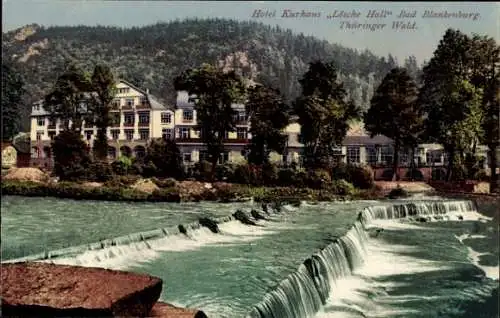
[2, 18, 420, 130]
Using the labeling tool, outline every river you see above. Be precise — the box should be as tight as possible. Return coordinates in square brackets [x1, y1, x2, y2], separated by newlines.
[1, 195, 498, 317]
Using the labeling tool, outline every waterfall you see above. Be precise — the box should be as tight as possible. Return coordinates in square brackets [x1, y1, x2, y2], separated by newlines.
[3, 214, 236, 265]
[248, 200, 478, 318]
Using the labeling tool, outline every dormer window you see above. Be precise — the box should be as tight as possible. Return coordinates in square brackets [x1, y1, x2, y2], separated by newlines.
[118, 88, 130, 94]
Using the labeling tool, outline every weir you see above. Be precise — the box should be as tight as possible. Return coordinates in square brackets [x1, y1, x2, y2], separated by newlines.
[247, 199, 480, 318]
[3, 214, 238, 265]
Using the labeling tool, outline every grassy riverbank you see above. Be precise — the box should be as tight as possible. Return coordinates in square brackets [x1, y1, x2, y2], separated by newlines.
[0, 179, 384, 204]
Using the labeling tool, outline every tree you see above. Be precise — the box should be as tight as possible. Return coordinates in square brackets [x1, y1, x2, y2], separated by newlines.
[245, 84, 290, 165]
[52, 130, 92, 181]
[294, 61, 361, 169]
[364, 68, 422, 181]
[2, 63, 25, 141]
[419, 29, 488, 181]
[145, 138, 183, 178]
[174, 63, 246, 179]
[469, 35, 500, 192]
[44, 64, 91, 132]
[88, 64, 116, 160]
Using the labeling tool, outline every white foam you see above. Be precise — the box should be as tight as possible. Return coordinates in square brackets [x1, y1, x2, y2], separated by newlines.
[455, 233, 499, 280]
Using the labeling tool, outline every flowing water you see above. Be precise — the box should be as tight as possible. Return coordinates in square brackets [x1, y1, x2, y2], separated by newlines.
[1, 195, 498, 318]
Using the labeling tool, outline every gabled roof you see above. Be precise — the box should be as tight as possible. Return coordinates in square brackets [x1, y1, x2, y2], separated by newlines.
[117, 79, 172, 111]
[343, 135, 393, 145]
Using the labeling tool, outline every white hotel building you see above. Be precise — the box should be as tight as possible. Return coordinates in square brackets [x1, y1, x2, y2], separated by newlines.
[30, 80, 494, 180]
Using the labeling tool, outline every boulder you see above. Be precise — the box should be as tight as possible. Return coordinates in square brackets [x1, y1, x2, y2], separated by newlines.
[250, 209, 266, 221]
[150, 302, 208, 318]
[3, 167, 49, 183]
[130, 179, 160, 194]
[233, 210, 257, 226]
[198, 217, 220, 233]
[178, 224, 188, 235]
[1, 262, 162, 317]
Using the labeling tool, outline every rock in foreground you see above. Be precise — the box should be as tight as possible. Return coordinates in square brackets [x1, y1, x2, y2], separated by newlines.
[1, 262, 162, 317]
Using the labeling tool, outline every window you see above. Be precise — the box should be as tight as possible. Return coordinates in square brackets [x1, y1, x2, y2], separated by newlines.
[125, 98, 134, 107]
[140, 96, 148, 106]
[33, 104, 40, 111]
[118, 88, 130, 94]
[138, 112, 150, 125]
[162, 128, 172, 140]
[161, 112, 172, 124]
[183, 110, 193, 122]
[85, 130, 93, 141]
[48, 119, 57, 128]
[111, 130, 120, 140]
[347, 146, 360, 163]
[381, 146, 393, 165]
[125, 129, 134, 141]
[183, 153, 192, 162]
[124, 112, 134, 126]
[179, 127, 190, 139]
[236, 127, 248, 140]
[366, 146, 377, 164]
[282, 152, 289, 164]
[426, 150, 443, 164]
[110, 113, 120, 126]
[37, 117, 45, 126]
[199, 150, 210, 162]
[233, 111, 247, 123]
[139, 129, 150, 140]
[48, 131, 56, 140]
[36, 131, 43, 141]
[112, 99, 121, 108]
[218, 151, 229, 164]
[297, 134, 304, 144]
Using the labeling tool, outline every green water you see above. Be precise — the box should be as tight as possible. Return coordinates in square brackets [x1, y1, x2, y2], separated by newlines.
[1, 195, 249, 260]
[1, 196, 498, 318]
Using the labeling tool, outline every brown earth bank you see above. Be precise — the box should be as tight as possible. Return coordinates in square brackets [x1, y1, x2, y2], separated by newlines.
[1, 262, 167, 317]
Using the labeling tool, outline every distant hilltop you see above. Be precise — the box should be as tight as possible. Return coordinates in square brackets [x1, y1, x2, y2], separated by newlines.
[2, 18, 420, 131]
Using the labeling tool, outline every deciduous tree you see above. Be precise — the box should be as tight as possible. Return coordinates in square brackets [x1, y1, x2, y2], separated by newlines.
[174, 63, 246, 179]
[245, 84, 290, 165]
[1, 63, 25, 141]
[364, 67, 422, 180]
[294, 61, 360, 169]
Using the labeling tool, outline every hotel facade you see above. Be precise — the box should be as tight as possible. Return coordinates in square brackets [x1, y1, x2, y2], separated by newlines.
[30, 80, 495, 180]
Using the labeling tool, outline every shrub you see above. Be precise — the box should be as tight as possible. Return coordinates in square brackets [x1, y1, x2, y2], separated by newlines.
[332, 179, 355, 195]
[261, 163, 279, 186]
[388, 186, 409, 199]
[232, 164, 261, 185]
[405, 169, 424, 181]
[193, 160, 212, 181]
[151, 177, 177, 188]
[86, 161, 113, 182]
[215, 163, 236, 182]
[104, 175, 141, 188]
[348, 165, 374, 189]
[306, 169, 331, 189]
[331, 163, 350, 181]
[473, 169, 489, 182]
[277, 168, 297, 186]
[52, 130, 92, 181]
[141, 161, 158, 178]
[150, 187, 181, 202]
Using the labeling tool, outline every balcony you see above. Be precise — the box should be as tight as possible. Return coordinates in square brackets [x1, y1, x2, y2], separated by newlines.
[138, 121, 150, 127]
[47, 125, 56, 130]
[224, 138, 249, 144]
[136, 103, 149, 109]
[123, 122, 135, 127]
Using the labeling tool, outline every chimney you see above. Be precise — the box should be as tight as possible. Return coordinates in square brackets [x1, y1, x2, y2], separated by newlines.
[146, 88, 150, 94]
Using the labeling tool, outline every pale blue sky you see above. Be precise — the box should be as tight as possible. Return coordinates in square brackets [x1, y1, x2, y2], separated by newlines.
[3, 1, 499, 65]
